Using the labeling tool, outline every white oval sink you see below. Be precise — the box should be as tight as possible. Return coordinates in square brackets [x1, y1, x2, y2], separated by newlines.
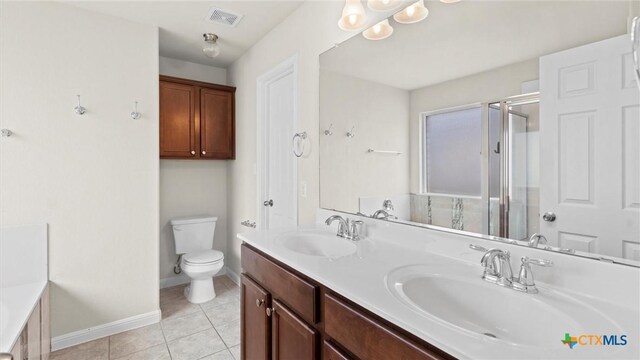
[386, 264, 620, 348]
[275, 230, 357, 258]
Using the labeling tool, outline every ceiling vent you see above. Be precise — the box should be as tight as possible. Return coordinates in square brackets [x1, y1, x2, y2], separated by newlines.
[206, 8, 243, 27]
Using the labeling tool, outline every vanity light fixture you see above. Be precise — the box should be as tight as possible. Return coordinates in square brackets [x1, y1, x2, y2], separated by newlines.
[338, 0, 367, 31]
[367, 0, 402, 12]
[363, 19, 394, 41]
[440, 0, 461, 3]
[202, 33, 221, 58]
[393, 0, 429, 24]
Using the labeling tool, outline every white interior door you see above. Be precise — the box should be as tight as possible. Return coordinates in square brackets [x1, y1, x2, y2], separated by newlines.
[540, 35, 640, 260]
[257, 56, 298, 229]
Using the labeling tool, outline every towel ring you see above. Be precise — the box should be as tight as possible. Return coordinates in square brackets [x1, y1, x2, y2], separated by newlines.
[292, 132, 307, 158]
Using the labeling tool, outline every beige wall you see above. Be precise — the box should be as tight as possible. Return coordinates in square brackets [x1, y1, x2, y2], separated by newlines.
[0, 1, 159, 336]
[158, 58, 229, 283]
[409, 59, 540, 193]
[319, 70, 410, 213]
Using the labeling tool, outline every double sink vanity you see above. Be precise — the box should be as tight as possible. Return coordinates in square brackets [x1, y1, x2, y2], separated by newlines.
[239, 211, 639, 359]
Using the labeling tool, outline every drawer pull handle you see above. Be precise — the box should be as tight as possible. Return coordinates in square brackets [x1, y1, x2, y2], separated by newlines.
[266, 307, 276, 317]
[256, 299, 264, 307]
[202, 150, 207, 155]
[190, 150, 196, 155]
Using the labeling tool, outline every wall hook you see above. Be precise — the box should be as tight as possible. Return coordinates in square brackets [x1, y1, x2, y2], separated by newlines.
[324, 123, 333, 136]
[1, 129, 12, 137]
[131, 101, 141, 120]
[346, 126, 355, 138]
[74, 95, 86, 115]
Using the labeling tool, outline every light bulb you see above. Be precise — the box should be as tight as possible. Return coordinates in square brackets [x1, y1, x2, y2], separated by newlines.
[339, 0, 367, 31]
[393, 0, 429, 24]
[202, 33, 221, 58]
[362, 19, 393, 41]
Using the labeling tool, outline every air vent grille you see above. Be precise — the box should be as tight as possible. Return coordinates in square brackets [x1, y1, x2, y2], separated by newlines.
[206, 8, 243, 27]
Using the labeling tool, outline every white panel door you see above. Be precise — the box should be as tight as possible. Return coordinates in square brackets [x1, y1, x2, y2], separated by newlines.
[540, 35, 640, 260]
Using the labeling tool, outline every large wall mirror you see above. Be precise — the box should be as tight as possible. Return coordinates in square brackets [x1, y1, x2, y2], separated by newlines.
[319, 0, 640, 266]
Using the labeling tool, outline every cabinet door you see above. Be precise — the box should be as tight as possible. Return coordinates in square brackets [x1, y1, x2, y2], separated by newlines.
[160, 81, 196, 158]
[271, 300, 318, 360]
[27, 302, 41, 359]
[241, 275, 270, 360]
[10, 331, 22, 360]
[200, 88, 234, 159]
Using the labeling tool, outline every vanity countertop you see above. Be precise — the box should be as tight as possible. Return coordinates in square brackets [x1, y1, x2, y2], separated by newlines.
[0, 280, 48, 352]
[239, 224, 640, 360]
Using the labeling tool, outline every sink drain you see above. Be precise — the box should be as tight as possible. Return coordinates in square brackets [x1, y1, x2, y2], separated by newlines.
[483, 332, 498, 339]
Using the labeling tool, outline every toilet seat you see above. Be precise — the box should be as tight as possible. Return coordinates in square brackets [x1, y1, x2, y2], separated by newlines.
[183, 249, 224, 266]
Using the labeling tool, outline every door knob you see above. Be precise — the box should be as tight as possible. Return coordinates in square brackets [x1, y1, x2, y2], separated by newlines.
[202, 151, 206, 155]
[542, 212, 556, 222]
[256, 299, 264, 307]
[190, 150, 196, 155]
[266, 307, 276, 317]
[263, 199, 274, 207]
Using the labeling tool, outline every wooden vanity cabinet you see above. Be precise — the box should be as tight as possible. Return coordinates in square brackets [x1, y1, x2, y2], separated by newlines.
[240, 244, 454, 360]
[159, 76, 235, 160]
[9, 284, 50, 360]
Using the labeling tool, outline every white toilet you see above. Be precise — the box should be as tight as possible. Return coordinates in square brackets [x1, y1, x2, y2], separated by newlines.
[171, 215, 224, 304]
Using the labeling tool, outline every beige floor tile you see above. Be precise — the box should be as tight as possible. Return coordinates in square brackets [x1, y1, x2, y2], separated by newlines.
[112, 343, 170, 360]
[161, 310, 212, 341]
[160, 293, 202, 321]
[203, 301, 240, 327]
[213, 276, 230, 291]
[50, 337, 109, 360]
[167, 328, 226, 360]
[201, 349, 234, 360]
[229, 345, 240, 360]
[214, 320, 240, 348]
[199, 286, 240, 310]
[109, 323, 165, 359]
[219, 276, 238, 289]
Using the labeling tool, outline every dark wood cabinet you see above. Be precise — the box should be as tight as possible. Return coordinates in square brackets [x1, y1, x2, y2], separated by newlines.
[241, 244, 454, 360]
[241, 275, 271, 360]
[159, 76, 235, 160]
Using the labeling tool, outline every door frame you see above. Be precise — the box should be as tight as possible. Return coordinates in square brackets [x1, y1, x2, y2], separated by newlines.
[256, 54, 300, 230]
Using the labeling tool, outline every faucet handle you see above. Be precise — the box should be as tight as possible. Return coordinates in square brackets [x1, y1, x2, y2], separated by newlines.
[522, 256, 553, 267]
[349, 220, 364, 241]
[469, 244, 488, 252]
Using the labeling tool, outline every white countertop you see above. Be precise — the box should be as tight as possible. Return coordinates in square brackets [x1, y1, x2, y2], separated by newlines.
[0, 281, 48, 352]
[239, 224, 640, 360]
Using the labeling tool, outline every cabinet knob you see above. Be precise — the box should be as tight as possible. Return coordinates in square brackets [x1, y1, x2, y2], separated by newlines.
[202, 150, 206, 155]
[256, 299, 264, 307]
[190, 150, 196, 155]
[266, 307, 276, 317]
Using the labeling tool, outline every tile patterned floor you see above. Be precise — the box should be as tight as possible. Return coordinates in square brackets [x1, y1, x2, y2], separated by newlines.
[50, 275, 241, 360]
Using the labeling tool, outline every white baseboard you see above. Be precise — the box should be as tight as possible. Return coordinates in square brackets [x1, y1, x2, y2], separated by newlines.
[51, 310, 161, 351]
[225, 266, 240, 285]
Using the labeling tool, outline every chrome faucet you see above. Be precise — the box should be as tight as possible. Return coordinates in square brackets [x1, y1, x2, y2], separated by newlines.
[372, 209, 392, 220]
[528, 233, 547, 248]
[470, 244, 553, 294]
[325, 215, 363, 241]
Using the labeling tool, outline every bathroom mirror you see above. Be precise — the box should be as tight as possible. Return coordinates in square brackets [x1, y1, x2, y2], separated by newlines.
[319, 1, 640, 266]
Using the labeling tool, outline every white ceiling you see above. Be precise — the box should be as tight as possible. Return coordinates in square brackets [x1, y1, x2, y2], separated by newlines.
[66, 1, 305, 68]
[321, 1, 630, 90]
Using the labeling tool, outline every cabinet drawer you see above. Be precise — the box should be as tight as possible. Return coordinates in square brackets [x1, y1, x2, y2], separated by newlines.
[324, 293, 447, 360]
[323, 341, 352, 360]
[241, 244, 318, 324]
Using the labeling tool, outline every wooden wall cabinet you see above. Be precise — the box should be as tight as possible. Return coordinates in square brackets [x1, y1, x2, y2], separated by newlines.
[159, 76, 235, 160]
[240, 244, 454, 360]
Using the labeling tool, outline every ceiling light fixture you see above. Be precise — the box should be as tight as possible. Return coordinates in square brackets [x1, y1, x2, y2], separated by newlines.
[367, 0, 401, 12]
[393, 0, 429, 24]
[338, 0, 367, 31]
[363, 19, 394, 40]
[440, 0, 461, 3]
[202, 33, 221, 58]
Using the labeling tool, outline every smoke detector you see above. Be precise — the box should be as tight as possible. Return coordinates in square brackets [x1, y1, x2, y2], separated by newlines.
[206, 7, 244, 27]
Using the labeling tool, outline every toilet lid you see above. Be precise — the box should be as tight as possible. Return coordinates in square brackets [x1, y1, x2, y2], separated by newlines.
[183, 249, 224, 265]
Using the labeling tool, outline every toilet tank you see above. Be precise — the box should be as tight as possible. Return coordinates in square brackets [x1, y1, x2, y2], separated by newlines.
[171, 215, 217, 254]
